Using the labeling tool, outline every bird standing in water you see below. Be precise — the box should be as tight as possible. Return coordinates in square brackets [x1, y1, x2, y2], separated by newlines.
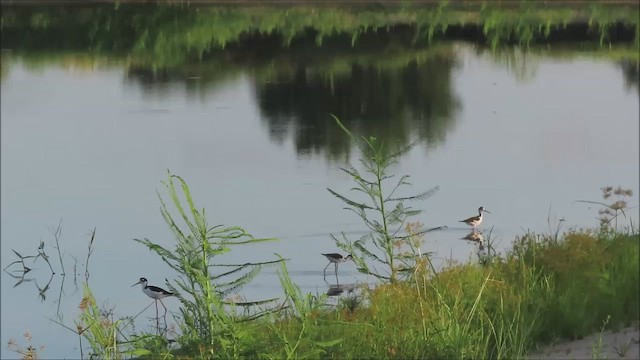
[321, 253, 353, 279]
[132, 277, 174, 317]
[460, 206, 491, 229]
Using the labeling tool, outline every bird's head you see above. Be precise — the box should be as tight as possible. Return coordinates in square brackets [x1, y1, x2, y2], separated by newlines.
[131, 277, 148, 287]
[479, 206, 491, 214]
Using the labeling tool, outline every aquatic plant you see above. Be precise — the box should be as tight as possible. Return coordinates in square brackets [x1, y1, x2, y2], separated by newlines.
[327, 116, 445, 283]
[76, 286, 131, 359]
[575, 185, 636, 232]
[134, 171, 284, 357]
[7, 331, 45, 360]
[258, 255, 342, 359]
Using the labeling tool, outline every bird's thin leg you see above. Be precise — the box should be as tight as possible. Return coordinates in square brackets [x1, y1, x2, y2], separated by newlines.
[335, 263, 339, 277]
[323, 262, 331, 279]
[159, 299, 168, 325]
[160, 299, 168, 317]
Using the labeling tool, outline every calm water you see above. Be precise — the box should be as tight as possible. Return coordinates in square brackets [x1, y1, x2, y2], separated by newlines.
[1, 43, 638, 358]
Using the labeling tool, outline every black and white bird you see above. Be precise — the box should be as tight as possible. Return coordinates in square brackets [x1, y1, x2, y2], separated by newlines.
[321, 253, 353, 278]
[131, 277, 174, 314]
[459, 206, 491, 229]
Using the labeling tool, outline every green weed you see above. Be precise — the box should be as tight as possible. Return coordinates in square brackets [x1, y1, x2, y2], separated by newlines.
[327, 115, 445, 284]
[134, 171, 284, 358]
[258, 255, 342, 359]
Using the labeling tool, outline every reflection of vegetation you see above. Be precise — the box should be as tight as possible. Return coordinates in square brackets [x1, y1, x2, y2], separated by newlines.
[0, 51, 122, 82]
[123, 56, 245, 99]
[1, 40, 463, 159]
[477, 44, 640, 92]
[618, 59, 639, 92]
[478, 46, 540, 82]
[254, 44, 460, 158]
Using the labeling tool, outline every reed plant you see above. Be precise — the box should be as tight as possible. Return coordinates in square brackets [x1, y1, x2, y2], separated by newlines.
[257, 255, 342, 359]
[327, 116, 445, 284]
[576, 185, 635, 232]
[134, 172, 284, 358]
[75, 285, 133, 359]
[7, 331, 44, 360]
[49, 284, 150, 360]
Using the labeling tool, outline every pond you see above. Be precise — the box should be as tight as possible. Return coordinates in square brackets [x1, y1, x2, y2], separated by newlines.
[1, 3, 639, 358]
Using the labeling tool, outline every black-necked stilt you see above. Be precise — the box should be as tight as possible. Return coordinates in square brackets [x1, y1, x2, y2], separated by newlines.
[132, 277, 174, 314]
[459, 206, 491, 229]
[322, 253, 352, 278]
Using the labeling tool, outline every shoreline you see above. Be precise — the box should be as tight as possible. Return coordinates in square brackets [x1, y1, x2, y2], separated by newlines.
[528, 323, 640, 360]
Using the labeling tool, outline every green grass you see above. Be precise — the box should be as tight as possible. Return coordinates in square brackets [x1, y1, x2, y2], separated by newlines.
[252, 228, 639, 359]
[1, 1, 638, 68]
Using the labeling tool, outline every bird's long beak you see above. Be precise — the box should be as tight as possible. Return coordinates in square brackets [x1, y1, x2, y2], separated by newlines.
[131, 281, 141, 287]
[484, 209, 492, 214]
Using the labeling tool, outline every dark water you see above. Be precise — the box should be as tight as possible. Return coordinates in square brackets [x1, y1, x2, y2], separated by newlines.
[1, 4, 639, 358]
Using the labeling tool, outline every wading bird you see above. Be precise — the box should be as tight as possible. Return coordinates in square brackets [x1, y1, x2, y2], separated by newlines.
[322, 253, 352, 279]
[132, 277, 174, 316]
[460, 206, 491, 229]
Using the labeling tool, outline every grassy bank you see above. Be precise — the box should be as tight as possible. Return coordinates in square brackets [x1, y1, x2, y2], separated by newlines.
[1, 1, 638, 68]
[252, 229, 639, 359]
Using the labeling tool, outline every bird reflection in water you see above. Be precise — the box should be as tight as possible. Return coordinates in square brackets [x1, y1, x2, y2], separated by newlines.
[461, 230, 485, 250]
[325, 278, 356, 297]
[461, 229, 497, 266]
